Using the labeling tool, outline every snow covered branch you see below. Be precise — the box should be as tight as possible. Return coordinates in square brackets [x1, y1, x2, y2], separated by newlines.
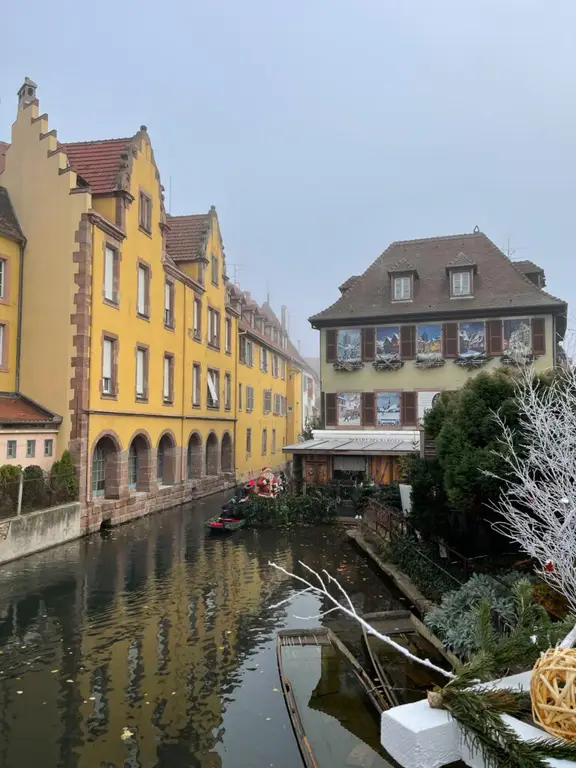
[488, 364, 576, 647]
[269, 560, 455, 679]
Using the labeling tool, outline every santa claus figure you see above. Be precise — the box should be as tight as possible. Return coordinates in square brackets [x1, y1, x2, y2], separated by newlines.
[256, 467, 279, 498]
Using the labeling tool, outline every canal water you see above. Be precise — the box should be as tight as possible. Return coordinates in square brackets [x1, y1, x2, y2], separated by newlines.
[0, 492, 406, 768]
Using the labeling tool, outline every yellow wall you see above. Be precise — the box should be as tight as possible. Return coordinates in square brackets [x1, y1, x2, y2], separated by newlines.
[320, 313, 557, 406]
[235, 335, 300, 481]
[0, 233, 20, 391]
[1, 101, 91, 452]
[87, 142, 237, 481]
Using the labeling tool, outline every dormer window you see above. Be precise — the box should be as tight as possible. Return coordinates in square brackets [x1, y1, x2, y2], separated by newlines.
[393, 276, 412, 301]
[451, 270, 472, 297]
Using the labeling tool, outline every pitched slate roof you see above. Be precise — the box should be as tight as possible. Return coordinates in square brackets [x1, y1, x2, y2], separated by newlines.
[165, 213, 210, 261]
[0, 141, 8, 175]
[0, 394, 61, 425]
[310, 232, 566, 326]
[0, 187, 24, 242]
[62, 138, 132, 194]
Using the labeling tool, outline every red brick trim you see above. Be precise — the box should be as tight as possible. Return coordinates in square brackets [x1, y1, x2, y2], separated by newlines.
[69, 213, 93, 507]
[157, 428, 177, 447]
[127, 428, 153, 450]
[205, 430, 220, 475]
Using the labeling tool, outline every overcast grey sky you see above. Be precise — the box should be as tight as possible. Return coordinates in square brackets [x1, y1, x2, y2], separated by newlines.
[1, 0, 574, 356]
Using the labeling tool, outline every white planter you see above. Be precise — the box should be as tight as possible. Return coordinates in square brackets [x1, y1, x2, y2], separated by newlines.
[380, 671, 576, 768]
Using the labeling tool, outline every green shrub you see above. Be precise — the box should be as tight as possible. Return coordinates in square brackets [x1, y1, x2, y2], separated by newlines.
[425, 575, 576, 674]
[0, 464, 22, 514]
[386, 531, 463, 602]
[49, 450, 78, 504]
[242, 489, 337, 527]
[22, 465, 47, 510]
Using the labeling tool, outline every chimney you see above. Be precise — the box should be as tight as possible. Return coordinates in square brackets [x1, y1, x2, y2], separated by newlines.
[18, 77, 37, 111]
[281, 305, 287, 329]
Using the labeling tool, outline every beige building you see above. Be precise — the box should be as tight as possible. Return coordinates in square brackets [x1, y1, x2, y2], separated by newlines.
[287, 231, 567, 487]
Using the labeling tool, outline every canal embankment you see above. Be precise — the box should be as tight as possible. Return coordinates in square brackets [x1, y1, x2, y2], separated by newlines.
[0, 502, 81, 565]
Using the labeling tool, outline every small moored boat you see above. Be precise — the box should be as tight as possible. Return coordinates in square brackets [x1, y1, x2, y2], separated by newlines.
[277, 628, 398, 768]
[205, 516, 247, 533]
[361, 610, 456, 706]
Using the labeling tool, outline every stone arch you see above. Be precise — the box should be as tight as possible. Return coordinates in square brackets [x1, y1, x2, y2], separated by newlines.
[221, 431, 233, 473]
[127, 430, 153, 492]
[205, 431, 219, 476]
[90, 430, 123, 499]
[157, 430, 177, 486]
[187, 431, 203, 479]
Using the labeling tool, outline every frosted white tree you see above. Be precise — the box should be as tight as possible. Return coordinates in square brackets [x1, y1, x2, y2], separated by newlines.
[269, 560, 455, 679]
[489, 362, 576, 647]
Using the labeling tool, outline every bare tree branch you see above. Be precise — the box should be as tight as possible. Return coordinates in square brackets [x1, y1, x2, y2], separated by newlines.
[269, 560, 455, 679]
[488, 364, 576, 647]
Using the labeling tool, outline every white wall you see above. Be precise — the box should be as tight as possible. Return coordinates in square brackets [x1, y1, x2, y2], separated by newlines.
[0, 430, 59, 469]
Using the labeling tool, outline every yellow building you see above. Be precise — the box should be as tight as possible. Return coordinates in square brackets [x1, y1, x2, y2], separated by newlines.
[0, 78, 304, 530]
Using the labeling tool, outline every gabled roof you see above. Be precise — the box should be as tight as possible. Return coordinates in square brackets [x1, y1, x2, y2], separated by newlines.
[165, 213, 211, 262]
[446, 251, 477, 269]
[310, 232, 566, 326]
[0, 141, 8, 175]
[0, 393, 61, 426]
[62, 137, 132, 194]
[260, 301, 283, 327]
[0, 187, 24, 242]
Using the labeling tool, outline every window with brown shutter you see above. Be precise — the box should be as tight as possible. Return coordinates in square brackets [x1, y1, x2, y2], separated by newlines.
[361, 328, 375, 361]
[326, 330, 337, 362]
[401, 391, 417, 426]
[443, 323, 459, 357]
[362, 392, 375, 426]
[532, 317, 546, 355]
[400, 325, 416, 359]
[487, 320, 503, 356]
[325, 393, 337, 426]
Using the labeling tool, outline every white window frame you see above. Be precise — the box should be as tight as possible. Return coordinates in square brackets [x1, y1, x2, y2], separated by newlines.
[225, 318, 231, 353]
[207, 369, 219, 407]
[163, 355, 172, 402]
[452, 270, 472, 297]
[136, 348, 146, 398]
[164, 281, 173, 326]
[102, 338, 113, 394]
[193, 299, 201, 340]
[137, 265, 148, 316]
[0, 324, 5, 366]
[6, 440, 17, 459]
[104, 246, 115, 302]
[26, 439, 36, 458]
[224, 373, 231, 410]
[393, 275, 412, 301]
[44, 439, 53, 457]
[0, 259, 5, 299]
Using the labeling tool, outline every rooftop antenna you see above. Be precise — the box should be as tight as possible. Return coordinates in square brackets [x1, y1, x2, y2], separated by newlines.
[229, 263, 243, 284]
[266, 281, 270, 305]
[503, 237, 526, 259]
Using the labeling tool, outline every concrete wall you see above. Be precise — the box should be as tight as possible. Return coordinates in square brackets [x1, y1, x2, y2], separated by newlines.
[0, 502, 81, 565]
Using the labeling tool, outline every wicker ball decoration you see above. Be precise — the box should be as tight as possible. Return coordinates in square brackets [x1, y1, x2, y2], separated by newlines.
[531, 647, 576, 741]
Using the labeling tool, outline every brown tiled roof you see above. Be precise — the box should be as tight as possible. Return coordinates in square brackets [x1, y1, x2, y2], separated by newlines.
[0, 187, 24, 242]
[260, 301, 283, 327]
[0, 141, 8, 175]
[165, 213, 210, 261]
[310, 232, 566, 325]
[339, 276, 360, 294]
[0, 394, 61, 425]
[63, 138, 131, 194]
[446, 251, 477, 269]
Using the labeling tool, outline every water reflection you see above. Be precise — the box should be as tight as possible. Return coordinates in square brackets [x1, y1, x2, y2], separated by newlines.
[0, 494, 402, 768]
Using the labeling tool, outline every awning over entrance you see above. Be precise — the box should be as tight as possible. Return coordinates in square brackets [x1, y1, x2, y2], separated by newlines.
[283, 429, 419, 456]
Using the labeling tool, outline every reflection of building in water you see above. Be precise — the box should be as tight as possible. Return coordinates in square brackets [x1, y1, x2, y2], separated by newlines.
[74, 514, 293, 768]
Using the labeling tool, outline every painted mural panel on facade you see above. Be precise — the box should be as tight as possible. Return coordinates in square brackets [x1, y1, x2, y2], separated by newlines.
[337, 392, 361, 426]
[459, 321, 485, 357]
[503, 318, 531, 357]
[376, 392, 401, 426]
[337, 330, 361, 361]
[417, 391, 441, 423]
[376, 327, 400, 359]
[416, 324, 442, 359]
